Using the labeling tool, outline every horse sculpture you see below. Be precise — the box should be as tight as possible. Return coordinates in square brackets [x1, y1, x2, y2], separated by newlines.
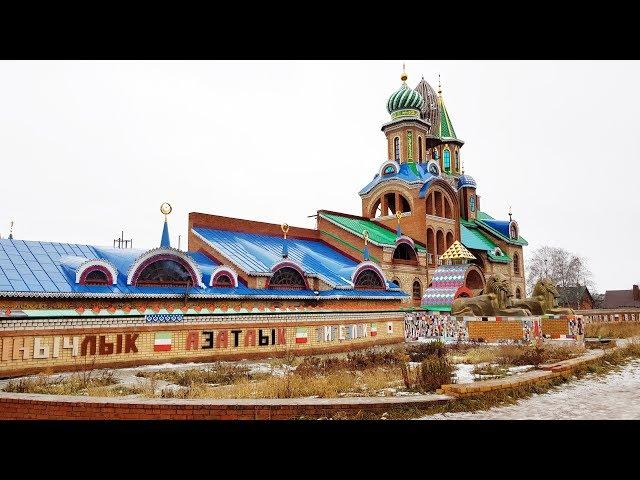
[511, 278, 575, 315]
[451, 273, 531, 317]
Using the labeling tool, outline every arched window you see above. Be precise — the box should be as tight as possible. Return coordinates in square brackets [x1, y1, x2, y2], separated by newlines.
[212, 274, 233, 288]
[466, 269, 484, 290]
[469, 195, 476, 212]
[443, 149, 451, 172]
[84, 269, 109, 285]
[510, 222, 518, 239]
[426, 228, 435, 266]
[412, 280, 422, 300]
[446, 231, 454, 249]
[454, 149, 459, 171]
[354, 269, 384, 290]
[513, 253, 520, 276]
[269, 267, 307, 290]
[383, 165, 395, 175]
[136, 259, 194, 287]
[393, 243, 417, 262]
[418, 137, 423, 162]
[393, 137, 400, 161]
[436, 230, 445, 259]
[515, 287, 522, 299]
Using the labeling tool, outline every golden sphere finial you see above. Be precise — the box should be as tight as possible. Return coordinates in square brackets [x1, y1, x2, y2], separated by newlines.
[400, 62, 408, 82]
[362, 229, 369, 244]
[160, 202, 172, 216]
[281, 223, 289, 239]
[396, 211, 403, 222]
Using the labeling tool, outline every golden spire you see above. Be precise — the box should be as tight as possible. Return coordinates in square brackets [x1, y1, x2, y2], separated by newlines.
[281, 223, 289, 240]
[438, 74, 442, 95]
[401, 63, 408, 83]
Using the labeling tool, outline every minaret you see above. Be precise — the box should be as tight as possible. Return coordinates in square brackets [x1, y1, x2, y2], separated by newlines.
[382, 65, 431, 164]
[160, 203, 172, 248]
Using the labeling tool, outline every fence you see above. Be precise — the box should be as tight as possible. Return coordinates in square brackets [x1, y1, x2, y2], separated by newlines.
[576, 309, 640, 323]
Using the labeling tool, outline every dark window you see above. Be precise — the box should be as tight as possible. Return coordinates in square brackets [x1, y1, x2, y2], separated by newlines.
[354, 269, 384, 290]
[393, 243, 417, 262]
[515, 287, 522, 299]
[269, 267, 306, 290]
[514, 254, 520, 276]
[412, 281, 422, 300]
[136, 259, 193, 287]
[418, 137, 423, 162]
[455, 149, 459, 171]
[394, 137, 400, 161]
[213, 274, 233, 288]
[85, 269, 109, 285]
[391, 279, 400, 287]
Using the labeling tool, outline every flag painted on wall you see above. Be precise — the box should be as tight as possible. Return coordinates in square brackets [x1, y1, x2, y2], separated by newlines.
[295, 327, 308, 344]
[154, 332, 172, 352]
[370, 323, 377, 337]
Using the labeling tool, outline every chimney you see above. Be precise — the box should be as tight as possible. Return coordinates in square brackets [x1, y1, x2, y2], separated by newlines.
[633, 284, 639, 301]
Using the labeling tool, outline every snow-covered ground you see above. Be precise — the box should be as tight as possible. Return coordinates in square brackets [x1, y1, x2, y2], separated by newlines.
[423, 359, 640, 420]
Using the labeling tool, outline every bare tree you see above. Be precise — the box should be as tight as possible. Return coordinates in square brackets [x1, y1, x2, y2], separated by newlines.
[525, 246, 593, 296]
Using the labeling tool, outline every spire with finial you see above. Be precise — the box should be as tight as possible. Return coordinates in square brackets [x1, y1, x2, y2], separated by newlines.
[508, 206, 513, 222]
[362, 230, 370, 261]
[281, 223, 289, 258]
[461, 159, 465, 175]
[401, 62, 407, 83]
[395, 211, 403, 237]
[8, 220, 14, 240]
[437, 74, 442, 95]
[160, 203, 172, 248]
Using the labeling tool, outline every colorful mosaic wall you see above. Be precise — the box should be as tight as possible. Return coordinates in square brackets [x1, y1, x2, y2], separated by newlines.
[404, 312, 583, 343]
[0, 311, 404, 377]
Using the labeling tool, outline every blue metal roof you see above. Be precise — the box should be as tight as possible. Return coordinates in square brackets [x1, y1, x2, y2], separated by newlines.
[0, 238, 404, 300]
[192, 227, 395, 290]
[359, 161, 437, 196]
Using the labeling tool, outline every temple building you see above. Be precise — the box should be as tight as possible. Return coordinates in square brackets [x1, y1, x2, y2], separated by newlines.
[0, 67, 527, 316]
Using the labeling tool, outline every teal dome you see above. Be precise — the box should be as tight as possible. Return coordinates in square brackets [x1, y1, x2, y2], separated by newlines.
[387, 83, 424, 114]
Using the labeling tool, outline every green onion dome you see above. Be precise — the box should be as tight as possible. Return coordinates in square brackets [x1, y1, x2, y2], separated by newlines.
[387, 82, 424, 114]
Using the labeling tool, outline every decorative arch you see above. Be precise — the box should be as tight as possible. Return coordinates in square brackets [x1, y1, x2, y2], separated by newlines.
[268, 260, 309, 290]
[426, 160, 440, 176]
[412, 279, 422, 300]
[423, 180, 460, 220]
[465, 267, 485, 291]
[127, 248, 204, 288]
[351, 261, 387, 290]
[371, 191, 412, 217]
[446, 231, 454, 249]
[436, 230, 445, 260]
[426, 228, 435, 266]
[209, 266, 239, 288]
[393, 241, 417, 263]
[515, 287, 522, 299]
[76, 259, 118, 285]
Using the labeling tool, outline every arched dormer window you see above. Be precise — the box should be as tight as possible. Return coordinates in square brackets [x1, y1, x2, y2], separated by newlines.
[127, 248, 204, 288]
[268, 263, 308, 290]
[76, 259, 118, 286]
[393, 242, 417, 263]
[393, 137, 400, 161]
[509, 221, 519, 240]
[412, 280, 422, 300]
[418, 137, 423, 162]
[454, 149, 459, 171]
[210, 266, 239, 288]
[443, 148, 451, 172]
[354, 269, 385, 290]
[84, 269, 110, 285]
[137, 259, 194, 287]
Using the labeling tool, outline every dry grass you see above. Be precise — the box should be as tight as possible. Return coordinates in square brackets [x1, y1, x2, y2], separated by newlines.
[450, 344, 584, 367]
[471, 364, 509, 378]
[3, 370, 117, 395]
[135, 363, 270, 386]
[585, 322, 640, 339]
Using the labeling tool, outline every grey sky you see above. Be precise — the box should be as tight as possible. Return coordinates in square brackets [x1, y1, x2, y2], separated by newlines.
[0, 60, 637, 293]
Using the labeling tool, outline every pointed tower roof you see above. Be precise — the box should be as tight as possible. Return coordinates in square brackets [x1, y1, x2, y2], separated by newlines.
[440, 241, 476, 262]
[160, 220, 170, 248]
[437, 95, 458, 140]
[414, 76, 440, 129]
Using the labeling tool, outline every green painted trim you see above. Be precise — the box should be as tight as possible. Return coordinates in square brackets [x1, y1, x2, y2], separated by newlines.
[319, 229, 380, 263]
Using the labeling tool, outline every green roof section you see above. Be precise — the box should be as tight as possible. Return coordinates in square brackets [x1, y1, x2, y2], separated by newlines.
[438, 97, 457, 139]
[460, 222, 511, 263]
[320, 212, 426, 252]
[319, 229, 380, 263]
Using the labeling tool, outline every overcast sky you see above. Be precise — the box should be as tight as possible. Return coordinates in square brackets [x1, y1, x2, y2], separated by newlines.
[0, 60, 637, 292]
